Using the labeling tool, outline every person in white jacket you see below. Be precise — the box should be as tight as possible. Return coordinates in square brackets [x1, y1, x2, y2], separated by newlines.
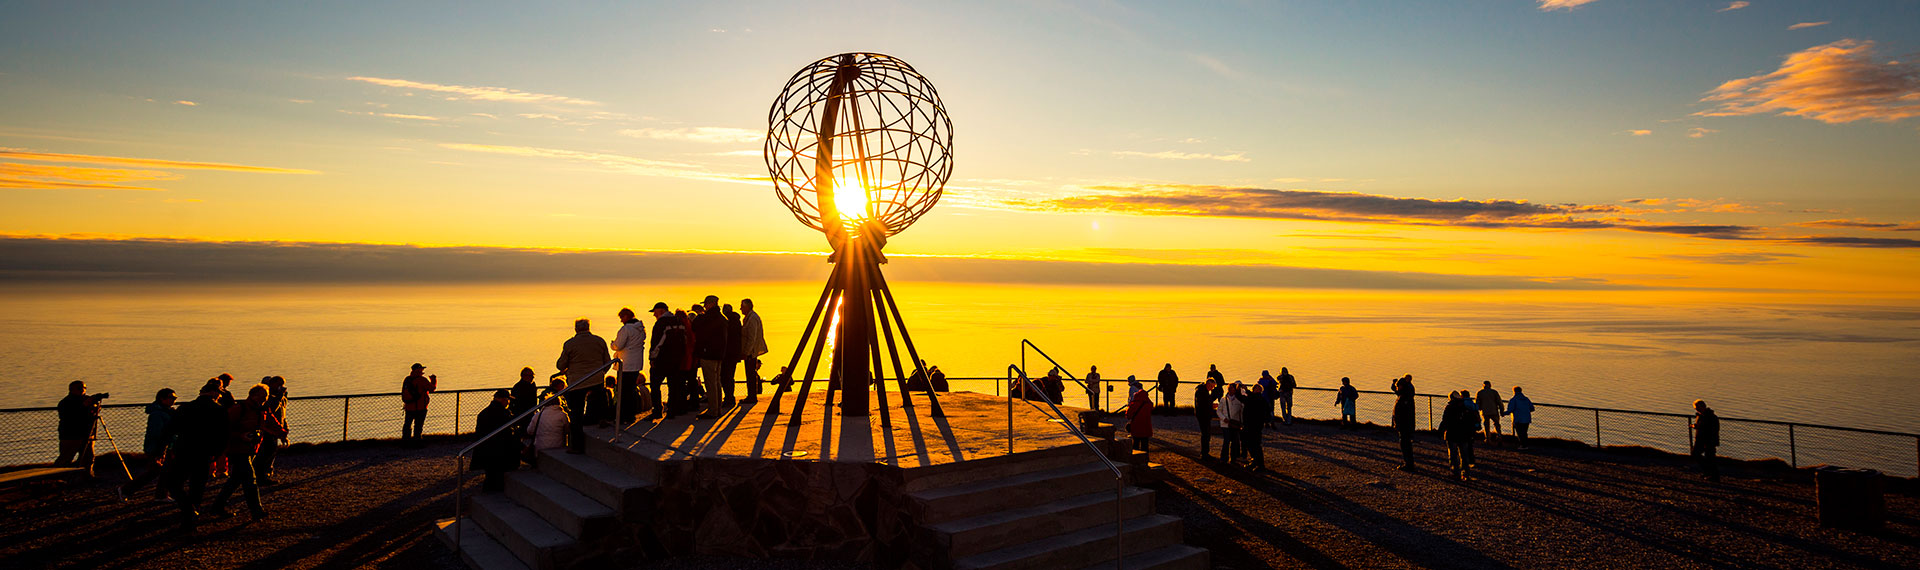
[611, 308, 648, 423]
[525, 380, 571, 463]
[1219, 383, 1246, 464]
[739, 299, 769, 404]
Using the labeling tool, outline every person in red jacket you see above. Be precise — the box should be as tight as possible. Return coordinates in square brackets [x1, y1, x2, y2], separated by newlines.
[1123, 380, 1154, 454]
[213, 384, 281, 521]
[400, 363, 437, 447]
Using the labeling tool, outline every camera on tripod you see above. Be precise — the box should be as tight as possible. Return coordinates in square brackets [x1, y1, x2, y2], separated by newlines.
[87, 392, 110, 403]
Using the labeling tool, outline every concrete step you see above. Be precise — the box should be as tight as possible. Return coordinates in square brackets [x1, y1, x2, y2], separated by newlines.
[1081, 544, 1209, 570]
[435, 517, 532, 570]
[903, 444, 1111, 493]
[952, 514, 1185, 570]
[536, 449, 653, 519]
[929, 487, 1156, 560]
[505, 471, 617, 540]
[584, 428, 665, 482]
[1135, 462, 1167, 485]
[468, 493, 577, 570]
[910, 462, 1127, 524]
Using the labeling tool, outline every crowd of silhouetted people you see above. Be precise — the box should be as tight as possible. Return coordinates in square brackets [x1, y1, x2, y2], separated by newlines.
[1076, 364, 1724, 484]
[55, 373, 292, 534]
[52, 329, 1730, 539]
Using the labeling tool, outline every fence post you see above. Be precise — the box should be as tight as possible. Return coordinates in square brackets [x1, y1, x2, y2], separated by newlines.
[1788, 424, 1797, 467]
[341, 396, 351, 441]
[1427, 397, 1434, 430]
[455, 393, 462, 435]
[1593, 409, 1601, 447]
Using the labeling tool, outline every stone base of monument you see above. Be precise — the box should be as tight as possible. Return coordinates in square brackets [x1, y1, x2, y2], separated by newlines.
[436, 390, 1207, 570]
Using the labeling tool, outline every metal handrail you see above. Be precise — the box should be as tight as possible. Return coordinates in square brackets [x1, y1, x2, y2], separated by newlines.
[451, 358, 618, 555]
[1020, 339, 1091, 405]
[1006, 363, 1126, 569]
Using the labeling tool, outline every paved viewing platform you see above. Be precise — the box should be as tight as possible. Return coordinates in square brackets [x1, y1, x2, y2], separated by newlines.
[1, 395, 1915, 569]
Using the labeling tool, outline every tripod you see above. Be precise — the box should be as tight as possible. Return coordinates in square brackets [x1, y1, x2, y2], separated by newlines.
[94, 416, 134, 480]
[764, 233, 944, 425]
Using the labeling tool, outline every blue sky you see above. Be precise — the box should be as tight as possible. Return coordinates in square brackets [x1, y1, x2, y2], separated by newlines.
[1, 1, 1917, 292]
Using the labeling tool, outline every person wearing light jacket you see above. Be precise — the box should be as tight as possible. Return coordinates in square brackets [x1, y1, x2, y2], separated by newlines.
[1219, 383, 1246, 464]
[526, 380, 571, 462]
[740, 299, 769, 404]
[611, 308, 648, 424]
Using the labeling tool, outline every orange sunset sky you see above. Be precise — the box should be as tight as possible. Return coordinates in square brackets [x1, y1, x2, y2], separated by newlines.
[2, 1, 1917, 296]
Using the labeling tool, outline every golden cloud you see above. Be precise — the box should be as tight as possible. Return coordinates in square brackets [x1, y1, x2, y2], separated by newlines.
[1538, 0, 1601, 11]
[347, 76, 599, 106]
[1699, 39, 1920, 123]
[0, 149, 315, 191]
[0, 148, 319, 174]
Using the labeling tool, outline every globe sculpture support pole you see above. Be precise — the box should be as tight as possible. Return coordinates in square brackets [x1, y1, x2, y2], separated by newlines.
[765, 52, 954, 425]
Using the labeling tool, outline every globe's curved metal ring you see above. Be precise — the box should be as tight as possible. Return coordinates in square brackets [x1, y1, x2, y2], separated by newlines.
[765, 53, 953, 243]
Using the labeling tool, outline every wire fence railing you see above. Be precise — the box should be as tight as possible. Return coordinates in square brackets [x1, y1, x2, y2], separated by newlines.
[0, 388, 499, 469]
[5, 378, 1915, 479]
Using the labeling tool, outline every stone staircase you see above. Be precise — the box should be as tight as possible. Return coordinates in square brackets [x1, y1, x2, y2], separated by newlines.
[906, 434, 1204, 570]
[438, 425, 1203, 570]
[435, 448, 655, 570]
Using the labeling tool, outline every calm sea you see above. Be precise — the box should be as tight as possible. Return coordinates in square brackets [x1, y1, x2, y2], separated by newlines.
[2, 281, 1916, 435]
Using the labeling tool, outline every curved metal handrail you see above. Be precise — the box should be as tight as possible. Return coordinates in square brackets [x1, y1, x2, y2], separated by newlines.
[1020, 339, 1091, 399]
[1006, 363, 1126, 569]
[452, 358, 618, 555]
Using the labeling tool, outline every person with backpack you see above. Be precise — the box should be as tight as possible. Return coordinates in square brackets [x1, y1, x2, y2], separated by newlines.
[1505, 386, 1535, 450]
[1476, 381, 1505, 445]
[1334, 377, 1359, 428]
[1192, 378, 1221, 461]
[1391, 375, 1418, 470]
[1692, 399, 1721, 482]
[400, 363, 437, 447]
[1277, 367, 1297, 425]
[1438, 391, 1478, 481]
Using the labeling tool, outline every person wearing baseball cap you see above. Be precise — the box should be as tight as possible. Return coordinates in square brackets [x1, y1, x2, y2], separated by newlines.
[648, 301, 691, 418]
[400, 363, 436, 447]
[473, 389, 520, 492]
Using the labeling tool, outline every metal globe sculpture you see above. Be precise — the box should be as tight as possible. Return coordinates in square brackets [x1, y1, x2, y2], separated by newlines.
[763, 53, 951, 420]
[765, 53, 953, 245]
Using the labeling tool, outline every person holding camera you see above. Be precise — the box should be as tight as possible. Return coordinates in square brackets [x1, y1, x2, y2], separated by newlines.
[213, 384, 280, 521]
[400, 363, 437, 447]
[55, 380, 105, 474]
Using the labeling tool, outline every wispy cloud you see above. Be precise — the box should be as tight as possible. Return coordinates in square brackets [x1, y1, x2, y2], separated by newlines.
[0, 149, 311, 191]
[1719, 1, 1749, 12]
[347, 76, 599, 106]
[1537, 0, 1601, 11]
[439, 143, 758, 184]
[173, 100, 197, 106]
[339, 110, 442, 122]
[1788, 21, 1830, 30]
[619, 127, 761, 144]
[0, 162, 181, 183]
[1188, 53, 1242, 79]
[1627, 129, 1652, 136]
[1033, 184, 1763, 238]
[1782, 236, 1920, 248]
[1793, 219, 1920, 231]
[1699, 39, 1920, 124]
[1688, 127, 1718, 138]
[1112, 150, 1250, 162]
[0, 148, 318, 174]
[1641, 251, 1804, 265]
[1619, 198, 1756, 213]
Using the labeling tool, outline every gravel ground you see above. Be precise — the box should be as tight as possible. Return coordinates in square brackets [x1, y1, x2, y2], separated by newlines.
[1146, 414, 1920, 569]
[2, 420, 1913, 570]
